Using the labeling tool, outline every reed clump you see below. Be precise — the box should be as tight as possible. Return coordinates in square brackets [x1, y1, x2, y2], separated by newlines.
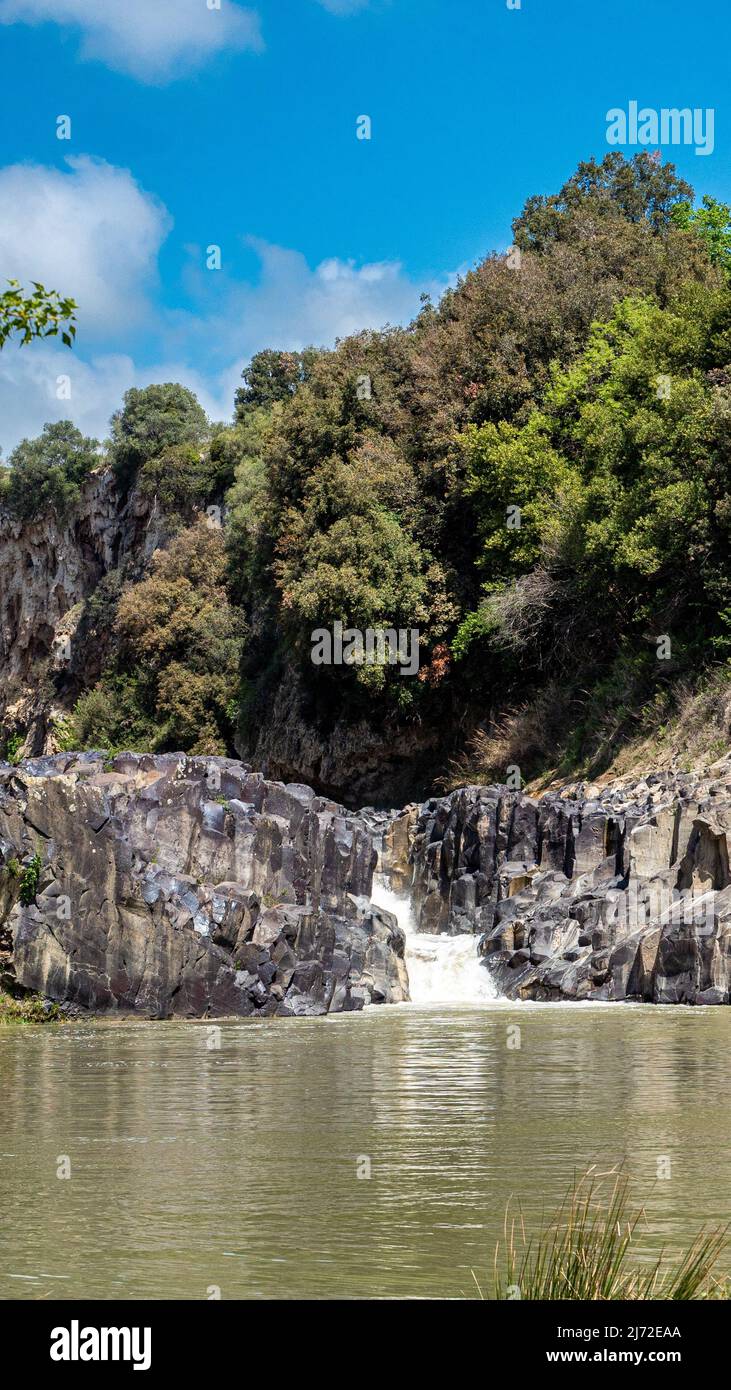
[481, 1167, 729, 1301]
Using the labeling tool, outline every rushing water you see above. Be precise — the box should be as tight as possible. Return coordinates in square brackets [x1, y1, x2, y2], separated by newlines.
[2, 996, 730, 1300]
[371, 875, 497, 1005]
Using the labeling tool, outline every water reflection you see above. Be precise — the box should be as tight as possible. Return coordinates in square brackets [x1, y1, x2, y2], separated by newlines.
[1, 1005, 729, 1299]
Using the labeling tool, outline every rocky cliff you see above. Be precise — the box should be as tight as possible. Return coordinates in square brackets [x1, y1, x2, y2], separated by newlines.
[383, 759, 731, 1005]
[0, 752, 407, 1017]
[241, 664, 447, 809]
[0, 474, 443, 806]
[4, 747, 731, 1017]
[0, 472, 161, 759]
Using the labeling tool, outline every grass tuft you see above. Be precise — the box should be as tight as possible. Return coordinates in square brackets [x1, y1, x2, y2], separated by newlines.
[480, 1167, 729, 1301]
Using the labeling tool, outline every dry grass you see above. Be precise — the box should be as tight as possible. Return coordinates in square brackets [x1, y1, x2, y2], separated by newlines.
[440, 688, 567, 792]
[475, 1167, 729, 1301]
[442, 668, 731, 794]
[608, 671, 731, 779]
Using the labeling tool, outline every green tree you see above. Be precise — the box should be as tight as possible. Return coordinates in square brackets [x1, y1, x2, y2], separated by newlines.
[452, 288, 731, 754]
[116, 523, 245, 752]
[274, 455, 455, 695]
[224, 408, 279, 599]
[460, 414, 582, 576]
[672, 195, 731, 272]
[109, 383, 208, 489]
[513, 152, 694, 250]
[235, 349, 313, 420]
[1, 420, 100, 521]
[65, 525, 246, 757]
[137, 442, 215, 531]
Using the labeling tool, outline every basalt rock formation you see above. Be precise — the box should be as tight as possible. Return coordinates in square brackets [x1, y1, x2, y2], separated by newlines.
[384, 759, 731, 1004]
[0, 752, 407, 1018]
[4, 747, 731, 1016]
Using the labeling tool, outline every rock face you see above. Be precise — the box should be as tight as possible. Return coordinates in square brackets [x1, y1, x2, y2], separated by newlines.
[393, 761, 731, 1004]
[239, 661, 446, 809]
[0, 473, 159, 758]
[0, 753, 408, 1018]
[4, 746, 731, 1015]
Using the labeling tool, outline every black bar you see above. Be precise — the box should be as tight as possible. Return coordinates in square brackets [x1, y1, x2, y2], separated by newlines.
[6, 1298, 726, 1376]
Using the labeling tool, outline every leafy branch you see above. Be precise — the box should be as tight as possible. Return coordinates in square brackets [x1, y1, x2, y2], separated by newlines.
[0, 279, 77, 350]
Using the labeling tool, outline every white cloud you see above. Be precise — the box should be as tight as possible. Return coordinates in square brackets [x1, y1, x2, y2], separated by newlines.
[0, 156, 456, 455]
[186, 237, 442, 357]
[0, 241, 447, 454]
[0, 348, 135, 456]
[0, 0, 263, 82]
[0, 156, 169, 336]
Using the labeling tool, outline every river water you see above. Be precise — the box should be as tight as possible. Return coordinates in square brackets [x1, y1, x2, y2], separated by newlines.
[2, 886, 730, 1300]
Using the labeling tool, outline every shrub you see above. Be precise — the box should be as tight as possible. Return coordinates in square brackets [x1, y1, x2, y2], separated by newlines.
[60, 676, 157, 755]
[3, 732, 25, 765]
[19, 854, 42, 906]
[0, 992, 63, 1024]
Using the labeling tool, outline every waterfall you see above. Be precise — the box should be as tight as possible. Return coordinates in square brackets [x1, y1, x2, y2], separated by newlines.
[371, 873, 498, 1005]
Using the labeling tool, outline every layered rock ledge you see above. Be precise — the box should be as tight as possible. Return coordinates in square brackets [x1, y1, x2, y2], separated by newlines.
[4, 750, 731, 1015]
[0, 753, 408, 1018]
[384, 760, 731, 1004]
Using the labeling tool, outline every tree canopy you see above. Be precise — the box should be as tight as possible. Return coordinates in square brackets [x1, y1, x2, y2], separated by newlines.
[0, 420, 100, 521]
[5, 154, 731, 785]
[109, 383, 209, 489]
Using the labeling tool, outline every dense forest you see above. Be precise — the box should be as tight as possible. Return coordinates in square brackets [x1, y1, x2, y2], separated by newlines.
[3, 153, 731, 799]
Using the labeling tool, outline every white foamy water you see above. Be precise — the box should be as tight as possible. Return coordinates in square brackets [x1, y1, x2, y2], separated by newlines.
[371, 874, 498, 1005]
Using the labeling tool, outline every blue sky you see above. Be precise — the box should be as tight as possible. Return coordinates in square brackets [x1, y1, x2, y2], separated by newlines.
[0, 0, 729, 453]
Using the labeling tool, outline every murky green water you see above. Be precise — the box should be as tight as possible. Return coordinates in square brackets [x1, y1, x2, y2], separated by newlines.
[1, 1003, 729, 1300]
